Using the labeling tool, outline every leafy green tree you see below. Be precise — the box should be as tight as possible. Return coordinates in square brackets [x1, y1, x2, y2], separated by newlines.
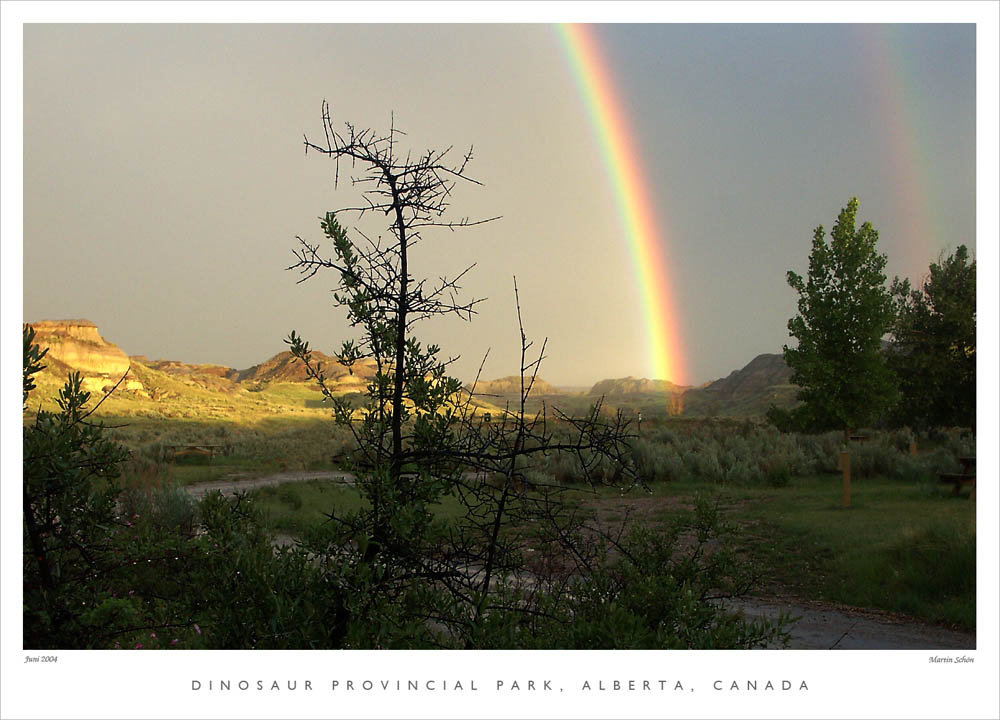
[784, 198, 898, 440]
[888, 245, 976, 430]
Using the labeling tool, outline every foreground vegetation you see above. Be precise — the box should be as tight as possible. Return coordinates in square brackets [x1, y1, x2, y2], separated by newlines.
[24, 327, 794, 650]
[249, 438, 976, 631]
[25, 314, 975, 650]
[94, 409, 975, 632]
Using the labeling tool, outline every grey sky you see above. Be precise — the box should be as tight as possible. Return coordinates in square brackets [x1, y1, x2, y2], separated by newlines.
[22, 23, 975, 386]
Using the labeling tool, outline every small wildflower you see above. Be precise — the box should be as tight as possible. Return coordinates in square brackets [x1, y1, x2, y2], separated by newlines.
[171, 639, 179, 646]
[150, 632, 157, 639]
[135, 643, 143, 649]
[194, 623, 202, 635]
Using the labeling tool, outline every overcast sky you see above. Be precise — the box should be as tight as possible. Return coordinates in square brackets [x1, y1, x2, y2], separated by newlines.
[21, 22, 976, 386]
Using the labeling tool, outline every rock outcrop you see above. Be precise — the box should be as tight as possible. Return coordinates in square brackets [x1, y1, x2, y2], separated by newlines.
[30, 319, 130, 376]
[28, 319, 147, 396]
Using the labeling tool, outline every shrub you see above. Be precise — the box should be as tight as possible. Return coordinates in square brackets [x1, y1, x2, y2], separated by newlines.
[549, 450, 583, 485]
[725, 459, 762, 486]
[121, 456, 171, 490]
[631, 439, 674, 484]
[686, 446, 723, 482]
[762, 459, 792, 488]
[23, 327, 130, 648]
[543, 496, 791, 649]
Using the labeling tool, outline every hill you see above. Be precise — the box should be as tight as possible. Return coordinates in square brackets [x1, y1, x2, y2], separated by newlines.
[588, 377, 690, 397]
[574, 355, 798, 419]
[233, 350, 378, 395]
[467, 375, 562, 398]
[679, 353, 798, 417]
[25, 320, 801, 421]
[25, 320, 503, 421]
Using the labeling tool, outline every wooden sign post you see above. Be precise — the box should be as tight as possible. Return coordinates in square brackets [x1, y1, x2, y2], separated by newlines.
[840, 450, 851, 508]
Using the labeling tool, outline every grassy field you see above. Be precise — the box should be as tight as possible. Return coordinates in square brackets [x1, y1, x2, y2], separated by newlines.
[248, 470, 976, 631]
[721, 474, 976, 629]
[560, 473, 976, 630]
[250, 479, 471, 536]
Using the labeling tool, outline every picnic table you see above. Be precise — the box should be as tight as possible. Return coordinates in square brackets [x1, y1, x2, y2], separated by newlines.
[939, 456, 975, 497]
[163, 444, 230, 463]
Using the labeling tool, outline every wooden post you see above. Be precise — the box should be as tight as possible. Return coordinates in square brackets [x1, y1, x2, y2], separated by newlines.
[840, 450, 851, 508]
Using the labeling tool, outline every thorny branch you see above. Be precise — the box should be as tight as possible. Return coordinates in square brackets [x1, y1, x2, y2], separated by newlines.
[284, 105, 695, 647]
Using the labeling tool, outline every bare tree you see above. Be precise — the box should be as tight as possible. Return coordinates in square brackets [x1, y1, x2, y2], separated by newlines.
[286, 104, 784, 649]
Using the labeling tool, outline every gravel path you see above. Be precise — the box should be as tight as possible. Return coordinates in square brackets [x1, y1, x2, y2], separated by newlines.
[184, 471, 976, 650]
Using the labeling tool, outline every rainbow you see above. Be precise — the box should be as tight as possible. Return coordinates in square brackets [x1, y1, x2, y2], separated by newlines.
[556, 23, 688, 385]
[860, 25, 944, 275]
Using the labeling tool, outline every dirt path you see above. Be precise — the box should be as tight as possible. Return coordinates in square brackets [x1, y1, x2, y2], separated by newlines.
[184, 472, 976, 650]
[184, 470, 355, 499]
[725, 596, 975, 650]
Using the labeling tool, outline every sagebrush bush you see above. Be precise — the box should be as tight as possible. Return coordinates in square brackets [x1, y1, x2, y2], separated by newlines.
[549, 450, 583, 485]
[120, 483, 199, 538]
[631, 439, 673, 484]
[121, 456, 171, 489]
[615, 419, 976, 490]
[725, 459, 762, 485]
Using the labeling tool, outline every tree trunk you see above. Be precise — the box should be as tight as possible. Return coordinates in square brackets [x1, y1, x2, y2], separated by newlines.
[389, 175, 407, 485]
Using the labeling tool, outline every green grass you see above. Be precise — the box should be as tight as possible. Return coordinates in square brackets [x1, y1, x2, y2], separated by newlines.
[253, 480, 363, 535]
[167, 457, 281, 485]
[554, 473, 975, 630]
[721, 474, 975, 629]
[609, 474, 976, 630]
[252, 479, 470, 536]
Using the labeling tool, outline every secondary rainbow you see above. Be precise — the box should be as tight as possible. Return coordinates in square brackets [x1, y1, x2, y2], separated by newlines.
[557, 23, 688, 385]
[860, 25, 945, 275]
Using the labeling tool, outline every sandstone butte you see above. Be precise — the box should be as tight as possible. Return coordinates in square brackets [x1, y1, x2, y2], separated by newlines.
[28, 319, 146, 395]
[30, 319, 131, 376]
